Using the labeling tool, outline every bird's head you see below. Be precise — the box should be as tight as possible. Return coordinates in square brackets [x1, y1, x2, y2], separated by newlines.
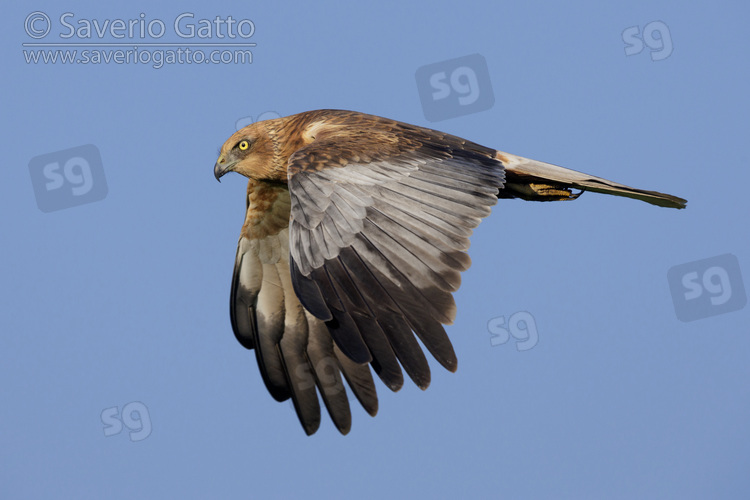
[214, 122, 278, 182]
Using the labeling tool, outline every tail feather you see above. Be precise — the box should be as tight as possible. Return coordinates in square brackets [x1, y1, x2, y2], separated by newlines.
[495, 151, 687, 209]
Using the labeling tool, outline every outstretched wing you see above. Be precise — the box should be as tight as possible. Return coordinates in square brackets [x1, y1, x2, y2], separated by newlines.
[286, 122, 506, 391]
[230, 182, 377, 435]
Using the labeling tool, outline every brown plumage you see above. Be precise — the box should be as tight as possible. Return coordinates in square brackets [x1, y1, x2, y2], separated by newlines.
[214, 109, 686, 435]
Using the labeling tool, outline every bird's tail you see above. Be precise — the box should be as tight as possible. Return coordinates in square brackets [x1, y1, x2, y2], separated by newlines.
[495, 151, 687, 209]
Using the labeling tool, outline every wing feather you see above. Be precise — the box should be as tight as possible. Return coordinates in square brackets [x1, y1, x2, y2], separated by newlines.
[253, 261, 290, 400]
[287, 128, 505, 395]
[229, 183, 381, 435]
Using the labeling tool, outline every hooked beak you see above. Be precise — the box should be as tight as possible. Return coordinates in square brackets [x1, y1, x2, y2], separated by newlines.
[214, 155, 236, 182]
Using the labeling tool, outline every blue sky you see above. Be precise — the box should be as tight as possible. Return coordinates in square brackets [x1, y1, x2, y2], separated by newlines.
[2, 1, 749, 498]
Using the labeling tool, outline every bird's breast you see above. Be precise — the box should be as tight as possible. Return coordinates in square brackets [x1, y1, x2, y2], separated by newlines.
[241, 180, 291, 240]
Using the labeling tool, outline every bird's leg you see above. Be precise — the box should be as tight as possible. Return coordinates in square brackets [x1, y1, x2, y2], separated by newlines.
[499, 182, 584, 202]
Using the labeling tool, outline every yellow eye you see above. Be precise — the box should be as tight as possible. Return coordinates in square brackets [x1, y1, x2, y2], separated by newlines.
[238, 140, 250, 151]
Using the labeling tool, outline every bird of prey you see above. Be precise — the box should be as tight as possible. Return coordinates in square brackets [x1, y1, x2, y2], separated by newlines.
[214, 109, 686, 435]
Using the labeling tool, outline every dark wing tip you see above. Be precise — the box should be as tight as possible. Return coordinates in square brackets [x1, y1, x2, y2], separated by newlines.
[302, 419, 321, 436]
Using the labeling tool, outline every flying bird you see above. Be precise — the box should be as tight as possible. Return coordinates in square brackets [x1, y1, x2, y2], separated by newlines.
[214, 109, 686, 435]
